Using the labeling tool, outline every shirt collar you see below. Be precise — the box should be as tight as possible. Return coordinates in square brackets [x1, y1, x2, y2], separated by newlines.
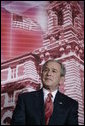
[43, 88, 58, 102]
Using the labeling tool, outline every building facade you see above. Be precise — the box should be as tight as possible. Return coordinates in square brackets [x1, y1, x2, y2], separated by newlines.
[1, 1, 84, 125]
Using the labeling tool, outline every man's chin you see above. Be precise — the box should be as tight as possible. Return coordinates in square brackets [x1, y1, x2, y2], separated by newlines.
[44, 82, 52, 86]
[43, 80, 53, 87]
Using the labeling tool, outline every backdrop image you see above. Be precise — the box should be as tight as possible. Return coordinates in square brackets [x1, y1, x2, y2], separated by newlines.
[1, 1, 84, 125]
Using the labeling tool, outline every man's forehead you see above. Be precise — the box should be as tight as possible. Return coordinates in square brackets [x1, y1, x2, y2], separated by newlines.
[46, 61, 61, 66]
[45, 61, 61, 68]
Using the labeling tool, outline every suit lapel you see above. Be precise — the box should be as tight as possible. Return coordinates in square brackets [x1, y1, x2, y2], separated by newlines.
[49, 91, 65, 125]
[35, 88, 45, 125]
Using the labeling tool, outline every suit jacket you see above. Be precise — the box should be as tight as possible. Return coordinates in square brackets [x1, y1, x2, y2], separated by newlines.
[11, 88, 78, 125]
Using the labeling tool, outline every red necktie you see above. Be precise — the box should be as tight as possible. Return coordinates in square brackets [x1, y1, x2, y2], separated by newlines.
[45, 93, 53, 125]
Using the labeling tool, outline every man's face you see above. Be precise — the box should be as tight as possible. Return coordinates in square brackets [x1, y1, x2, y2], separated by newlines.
[41, 61, 62, 91]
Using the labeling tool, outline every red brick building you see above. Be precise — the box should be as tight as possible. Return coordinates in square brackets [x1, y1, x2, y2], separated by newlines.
[1, 1, 84, 125]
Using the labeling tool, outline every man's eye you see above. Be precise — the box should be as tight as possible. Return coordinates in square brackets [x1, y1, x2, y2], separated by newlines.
[43, 69, 48, 72]
[52, 70, 56, 73]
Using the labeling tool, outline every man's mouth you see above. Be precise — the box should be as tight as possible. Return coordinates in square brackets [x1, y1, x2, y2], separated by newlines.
[45, 78, 52, 81]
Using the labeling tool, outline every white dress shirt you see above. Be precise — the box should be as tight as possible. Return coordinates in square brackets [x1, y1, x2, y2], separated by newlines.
[43, 88, 58, 103]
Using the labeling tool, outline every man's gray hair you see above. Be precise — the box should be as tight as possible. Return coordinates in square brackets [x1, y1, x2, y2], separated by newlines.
[42, 59, 66, 77]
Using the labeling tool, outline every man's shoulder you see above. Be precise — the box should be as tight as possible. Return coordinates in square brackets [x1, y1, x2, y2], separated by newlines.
[57, 91, 78, 105]
[19, 88, 42, 97]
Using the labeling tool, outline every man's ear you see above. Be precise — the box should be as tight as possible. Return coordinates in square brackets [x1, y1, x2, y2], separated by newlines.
[59, 76, 65, 85]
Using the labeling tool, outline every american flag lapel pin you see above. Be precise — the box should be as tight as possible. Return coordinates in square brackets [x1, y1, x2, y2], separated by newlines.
[59, 102, 63, 104]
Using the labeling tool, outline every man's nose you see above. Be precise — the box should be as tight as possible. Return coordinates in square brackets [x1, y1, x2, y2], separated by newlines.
[47, 70, 52, 75]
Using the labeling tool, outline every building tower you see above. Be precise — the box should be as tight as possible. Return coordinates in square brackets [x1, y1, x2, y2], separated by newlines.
[34, 1, 84, 125]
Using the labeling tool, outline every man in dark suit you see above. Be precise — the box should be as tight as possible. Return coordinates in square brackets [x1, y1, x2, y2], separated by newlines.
[11, 59, 78, 125]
